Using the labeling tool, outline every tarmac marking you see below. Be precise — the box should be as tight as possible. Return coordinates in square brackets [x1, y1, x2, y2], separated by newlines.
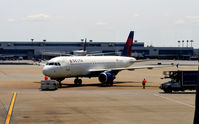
[5, 92, 17, 124]
[154, 94, 194, 108]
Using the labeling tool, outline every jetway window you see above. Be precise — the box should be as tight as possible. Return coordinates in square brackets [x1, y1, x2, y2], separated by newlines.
[7, 43, 12, 46]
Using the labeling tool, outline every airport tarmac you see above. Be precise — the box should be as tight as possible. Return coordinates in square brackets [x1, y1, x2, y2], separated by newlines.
[0, 60, 198, 124]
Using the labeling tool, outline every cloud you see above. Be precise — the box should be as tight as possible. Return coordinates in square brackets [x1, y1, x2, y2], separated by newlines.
[8, 18, 16, 22]
[132, 13, 140, 17]
[175, 19, 185, 24]
[23, 13, 50, 21]
[175, 16, 199, 25]
[185, 16, 199, 23]
[96, 22, 107, 26]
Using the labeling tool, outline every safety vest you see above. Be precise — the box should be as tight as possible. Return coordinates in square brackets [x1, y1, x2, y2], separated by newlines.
[142, 80, 146, 84]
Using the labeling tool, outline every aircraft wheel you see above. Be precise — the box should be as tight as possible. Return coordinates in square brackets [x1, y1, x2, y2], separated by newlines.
[106, 80, 113, 87]
[58, 82, 62, 88]
[106, 82, 110, 86]
[51, 78, 64, 88]
[78, 79, 82, 86]
[109, 81, 113, 86]
[74, 79, 82, 86]
[74, 79, 78, 86]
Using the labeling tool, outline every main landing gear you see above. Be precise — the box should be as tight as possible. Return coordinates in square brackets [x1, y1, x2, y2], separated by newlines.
[52, 78, 64, 88]
[102, 80, 113, 87]
[52, 78, 82, 87]
[74, 78, 82, 86]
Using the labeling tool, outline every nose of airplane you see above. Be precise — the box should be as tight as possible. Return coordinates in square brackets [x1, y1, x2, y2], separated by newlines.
[42, 66, 51, 76]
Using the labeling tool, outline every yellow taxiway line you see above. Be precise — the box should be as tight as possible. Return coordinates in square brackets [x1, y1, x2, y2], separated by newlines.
[5, 92, 17, 124]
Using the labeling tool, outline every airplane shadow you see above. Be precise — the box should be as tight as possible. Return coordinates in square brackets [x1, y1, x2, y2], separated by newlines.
[33, 81, 41, 83]
[34, 81, 159, 89]
[59, 81, 139, 88]
[60, 83, 101, 88]
[113, 81, 160, 88]
[114, 81, 140, 84]
[59, 81, 160, 88]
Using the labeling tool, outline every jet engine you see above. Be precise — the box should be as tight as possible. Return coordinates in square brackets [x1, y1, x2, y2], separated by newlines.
[98, 72, 115, 84]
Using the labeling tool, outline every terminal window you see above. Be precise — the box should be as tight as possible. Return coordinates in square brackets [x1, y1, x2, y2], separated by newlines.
[7, 43, 12, 46]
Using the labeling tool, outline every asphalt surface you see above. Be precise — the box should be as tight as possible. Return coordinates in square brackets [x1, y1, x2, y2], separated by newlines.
[0, 60, 198, 124]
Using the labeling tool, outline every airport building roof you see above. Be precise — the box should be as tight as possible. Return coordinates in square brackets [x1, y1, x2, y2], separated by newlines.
[0, 41, 195, 60]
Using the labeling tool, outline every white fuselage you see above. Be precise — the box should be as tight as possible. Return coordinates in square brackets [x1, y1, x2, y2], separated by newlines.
[42, 56, 136, 79]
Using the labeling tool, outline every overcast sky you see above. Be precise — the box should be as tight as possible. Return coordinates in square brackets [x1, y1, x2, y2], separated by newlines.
[0, 0, 199, 48]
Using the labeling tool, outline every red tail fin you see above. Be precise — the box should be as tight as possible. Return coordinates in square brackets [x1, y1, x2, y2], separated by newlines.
[121, 31, 134, 57]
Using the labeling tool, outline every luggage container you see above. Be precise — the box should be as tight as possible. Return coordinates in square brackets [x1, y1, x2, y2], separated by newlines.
[41, 80, 59, 91]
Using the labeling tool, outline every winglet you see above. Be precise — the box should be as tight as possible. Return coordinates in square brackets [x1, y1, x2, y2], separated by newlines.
[121, 31, 134, 57]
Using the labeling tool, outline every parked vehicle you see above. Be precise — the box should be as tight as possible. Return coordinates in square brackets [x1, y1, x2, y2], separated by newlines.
[160, 71, 198, 93]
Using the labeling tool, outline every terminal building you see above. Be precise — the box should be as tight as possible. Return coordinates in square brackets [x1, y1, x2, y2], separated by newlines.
[0, 41, 194, 60]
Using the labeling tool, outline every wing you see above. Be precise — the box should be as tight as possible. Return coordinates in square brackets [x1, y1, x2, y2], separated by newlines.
[88, 65, 174, 74]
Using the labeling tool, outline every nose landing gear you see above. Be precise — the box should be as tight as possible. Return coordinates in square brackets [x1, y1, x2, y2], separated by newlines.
[51, 78, 64, 88]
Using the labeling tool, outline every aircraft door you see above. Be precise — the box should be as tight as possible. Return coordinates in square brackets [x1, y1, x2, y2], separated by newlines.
[65, 64, 71, 77]
[63, 60, 71, 76]
[66, 65, 70, 71]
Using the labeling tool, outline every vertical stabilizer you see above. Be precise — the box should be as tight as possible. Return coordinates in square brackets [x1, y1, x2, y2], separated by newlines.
[121, 31, 134, 57]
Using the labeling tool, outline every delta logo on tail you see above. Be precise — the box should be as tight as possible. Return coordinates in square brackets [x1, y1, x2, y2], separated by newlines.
[121, 31, 134, 57]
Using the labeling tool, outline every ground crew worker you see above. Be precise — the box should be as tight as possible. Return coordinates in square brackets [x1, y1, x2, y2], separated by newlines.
[142, 78, 146, 89]
[44, 76, 48, 80]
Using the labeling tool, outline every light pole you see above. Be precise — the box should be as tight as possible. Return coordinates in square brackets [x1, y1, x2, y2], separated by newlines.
[186, 40, 189, 47]
[182, 40, 184, 47]
[81, 38, 87, 51]
[178, 40, 180, 47]
[31, 39, 34, 46]
[43, 39, 46, 60]
[190, 40, 194, 47]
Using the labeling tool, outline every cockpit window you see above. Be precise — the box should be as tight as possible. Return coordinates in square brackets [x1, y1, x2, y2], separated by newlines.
[46, 62, 61, 66]
[49, 63, 54, 65]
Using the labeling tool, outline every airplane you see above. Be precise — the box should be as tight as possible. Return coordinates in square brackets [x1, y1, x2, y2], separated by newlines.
[42, 31, 172, 87]
[73, 38, 119, 56]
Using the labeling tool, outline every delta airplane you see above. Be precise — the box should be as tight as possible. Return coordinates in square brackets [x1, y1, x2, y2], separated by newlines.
[42, 31, 170, 87]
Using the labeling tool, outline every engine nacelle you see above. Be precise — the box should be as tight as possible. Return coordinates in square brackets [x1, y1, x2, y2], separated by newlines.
[98, 72, 115, 83]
